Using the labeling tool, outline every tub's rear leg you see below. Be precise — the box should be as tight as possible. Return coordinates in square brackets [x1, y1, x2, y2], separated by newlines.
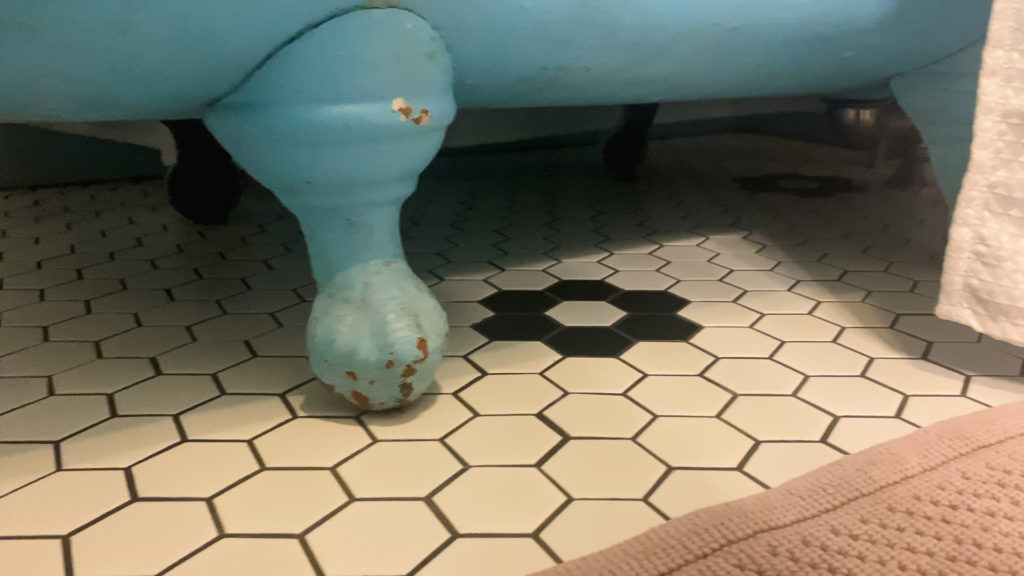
[204, 8, 456, 410]
[890, 43, 985, 211]
[603, 103, 660, 181]
[162, 120, 242, 225]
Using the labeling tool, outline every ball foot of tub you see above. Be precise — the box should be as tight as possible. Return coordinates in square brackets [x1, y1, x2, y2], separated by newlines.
[603, 103, 660, 182]
[204, 8, 456, 410]
[162, 120, 241, 225]
[307, 258, 447, 410]
[823, 98, 892, 152]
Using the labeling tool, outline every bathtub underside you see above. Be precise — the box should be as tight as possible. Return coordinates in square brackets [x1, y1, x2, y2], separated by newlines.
[0, 0, 992, 121]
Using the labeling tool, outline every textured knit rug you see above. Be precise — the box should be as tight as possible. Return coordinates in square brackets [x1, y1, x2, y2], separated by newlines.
[533, 402, 1024, 576]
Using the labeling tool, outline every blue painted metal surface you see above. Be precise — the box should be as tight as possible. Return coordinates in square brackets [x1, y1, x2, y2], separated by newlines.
[0, 1, 992, 120]
[0, 1, 994, 408]
[205, 9, 454, 410]
[892, 43, 985, 208]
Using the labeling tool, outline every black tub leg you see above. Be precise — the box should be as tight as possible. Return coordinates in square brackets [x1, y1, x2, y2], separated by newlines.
[603, 103, 660, 181]
[162, 119, 242, 225]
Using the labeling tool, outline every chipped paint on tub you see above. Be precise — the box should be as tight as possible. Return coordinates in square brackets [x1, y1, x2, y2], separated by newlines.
[392, 97, 431, 125]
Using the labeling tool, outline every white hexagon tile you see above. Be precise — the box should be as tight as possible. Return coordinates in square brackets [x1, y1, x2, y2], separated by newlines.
[3, 119, 1024, 576]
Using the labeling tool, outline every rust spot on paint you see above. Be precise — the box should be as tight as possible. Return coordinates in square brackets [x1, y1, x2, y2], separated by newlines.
[414, 337, 429, 364]
[349, 391, 371, 410]
[392, 97, 414, 122]
[392, 98, 430, 126]
[401, 364, 418, 379]
[385, 360, 395, 370]
[345, 371, 358, 382]
[411, 109, 431, 126]
[369, 380, 377, 386]
[400, 381, 414, 399]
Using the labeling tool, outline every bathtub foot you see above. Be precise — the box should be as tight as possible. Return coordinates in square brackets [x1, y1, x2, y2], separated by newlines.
[604, 103, 660, 181]
[823, 98, 892, 152]
[162, 119, 241, 225]
[204, 9, 455, 410]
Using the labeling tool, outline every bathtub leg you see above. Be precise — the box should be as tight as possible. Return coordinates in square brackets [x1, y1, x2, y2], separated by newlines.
[204, 8, 456, 410]
[604, 103, 660, 181]
[162, 120, 242, 225]
[822, 97, 892, 153]
[890, 43, 985, 210]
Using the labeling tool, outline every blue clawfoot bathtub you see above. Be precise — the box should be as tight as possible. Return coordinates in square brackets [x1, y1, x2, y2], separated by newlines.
[0, 1, 993, 409]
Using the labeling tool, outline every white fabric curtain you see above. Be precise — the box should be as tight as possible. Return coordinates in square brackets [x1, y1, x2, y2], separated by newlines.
[937, 0, 1024, 346]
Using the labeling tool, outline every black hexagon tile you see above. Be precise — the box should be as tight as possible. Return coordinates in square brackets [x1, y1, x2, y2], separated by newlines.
[615, 315, 701, 341]
[474, 314, 562, 341]
[609, 291, 689, 314]
[481, 290, 559, 313]
[545, 280, 623, 302]
[545, 327, 634, 357]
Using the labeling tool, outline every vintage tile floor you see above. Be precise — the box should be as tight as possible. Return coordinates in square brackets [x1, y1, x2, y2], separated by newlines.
[4, 128, 1024, 576]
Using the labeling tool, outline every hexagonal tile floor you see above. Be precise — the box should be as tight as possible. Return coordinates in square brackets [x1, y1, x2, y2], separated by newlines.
[4, 125, 1024, 576]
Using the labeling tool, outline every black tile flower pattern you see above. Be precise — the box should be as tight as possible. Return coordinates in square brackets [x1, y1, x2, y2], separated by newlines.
[474, 280, 700, 356]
